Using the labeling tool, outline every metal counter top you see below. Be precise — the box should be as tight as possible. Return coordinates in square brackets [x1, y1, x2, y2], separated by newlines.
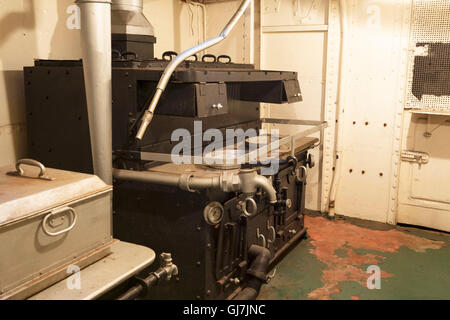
[29, 241, 155, 300]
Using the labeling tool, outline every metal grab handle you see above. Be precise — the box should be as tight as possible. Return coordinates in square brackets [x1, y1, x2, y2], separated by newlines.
[162, 51, 178, 61]
[186, 54, 198, 62]
[17, 159, 46, 177]
[241, 197, 258, 217]
[8, 159, 55, 181]
[217, 55, 232, 64]
[42, 207, 77, 237]
[121, 51, 138, 61]
[112, 49, 122, 60]
[202, 54, 217, 63]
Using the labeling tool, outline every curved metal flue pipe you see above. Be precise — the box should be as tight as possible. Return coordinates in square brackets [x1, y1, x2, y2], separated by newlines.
[135, 0, 253, 141]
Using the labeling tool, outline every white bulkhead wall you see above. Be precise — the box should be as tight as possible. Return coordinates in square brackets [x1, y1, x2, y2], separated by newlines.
[259, 0, 411, 220]
[0, 0, 82, 167]
[208, 0, 450, 229]
[331, 0, 412, 224]
[0, 0, 199, 167]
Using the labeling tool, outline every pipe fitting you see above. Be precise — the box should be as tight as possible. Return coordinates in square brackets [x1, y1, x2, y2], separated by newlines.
[238, 169, 277, 204]
[113, 168, 277, 205]
[117, 252, 178, 300]
[160, 253, 178, 281]
[220, 171, 241, 193]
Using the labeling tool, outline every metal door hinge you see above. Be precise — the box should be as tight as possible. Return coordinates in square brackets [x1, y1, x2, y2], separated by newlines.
[401, 151, 429, 164]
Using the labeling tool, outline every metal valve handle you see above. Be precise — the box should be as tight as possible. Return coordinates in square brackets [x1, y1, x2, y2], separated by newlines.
[42, 207, 77, 237]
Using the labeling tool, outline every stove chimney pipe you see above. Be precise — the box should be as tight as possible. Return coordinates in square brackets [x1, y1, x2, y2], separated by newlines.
[76, 0, 113, 185]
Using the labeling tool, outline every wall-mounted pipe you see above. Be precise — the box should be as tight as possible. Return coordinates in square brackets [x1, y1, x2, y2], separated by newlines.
[135, 0, 253, 141]
[76, 0, 113, 185]
[329, 0, 348, 217]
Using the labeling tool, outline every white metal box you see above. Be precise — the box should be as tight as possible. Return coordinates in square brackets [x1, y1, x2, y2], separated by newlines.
[0, 160, 113, 300]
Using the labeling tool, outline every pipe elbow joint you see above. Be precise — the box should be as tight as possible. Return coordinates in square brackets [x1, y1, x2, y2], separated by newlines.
[238, 170, 277, 204]
[253, 175, 277, 204]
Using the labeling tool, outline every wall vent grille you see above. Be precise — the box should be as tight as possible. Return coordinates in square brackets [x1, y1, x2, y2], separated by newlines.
[406, 0, 450, 111]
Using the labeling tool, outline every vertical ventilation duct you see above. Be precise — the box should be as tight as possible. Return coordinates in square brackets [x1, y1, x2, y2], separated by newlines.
[111, 0, 154, 36]
[76, 0, 113, 185]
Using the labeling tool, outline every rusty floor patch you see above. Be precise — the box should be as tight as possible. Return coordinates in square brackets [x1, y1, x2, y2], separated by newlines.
[306, 216, 445, 300]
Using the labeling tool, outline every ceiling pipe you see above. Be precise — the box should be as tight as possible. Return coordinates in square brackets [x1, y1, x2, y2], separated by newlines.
[135, 0, 254, 141]
[76, 0, 113, 185]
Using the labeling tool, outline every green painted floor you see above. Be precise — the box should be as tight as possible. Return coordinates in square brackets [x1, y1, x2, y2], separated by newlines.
[259, 214, 450, 300]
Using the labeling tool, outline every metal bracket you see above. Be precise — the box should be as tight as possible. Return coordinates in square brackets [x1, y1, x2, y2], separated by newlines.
[401, 151, 430, 164]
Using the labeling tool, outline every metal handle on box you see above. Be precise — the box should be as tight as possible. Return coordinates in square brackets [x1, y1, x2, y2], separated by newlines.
[42, 207, 78, 237]
[7, 159, 55, 181]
